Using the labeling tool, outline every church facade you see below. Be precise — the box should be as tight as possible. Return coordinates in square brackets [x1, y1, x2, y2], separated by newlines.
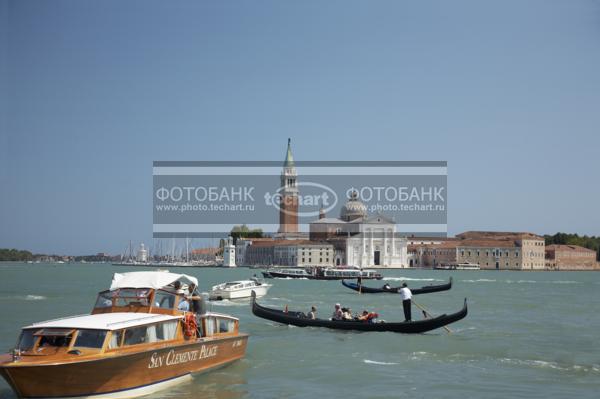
[310, 191, 409, 268]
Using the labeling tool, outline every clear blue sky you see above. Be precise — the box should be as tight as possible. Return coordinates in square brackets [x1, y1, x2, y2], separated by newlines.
[1, 0, 600, 255]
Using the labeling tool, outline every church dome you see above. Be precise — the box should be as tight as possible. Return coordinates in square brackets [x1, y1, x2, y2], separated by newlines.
[340, 191, 367, 221]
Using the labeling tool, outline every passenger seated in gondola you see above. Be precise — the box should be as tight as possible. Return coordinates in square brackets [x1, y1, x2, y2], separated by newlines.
[331, 303, 343, 321]
[382, 283, 391, 290]
[341, 307, 353, 321]
[357, 310, 379, 323]
[307, 306, 317, 319]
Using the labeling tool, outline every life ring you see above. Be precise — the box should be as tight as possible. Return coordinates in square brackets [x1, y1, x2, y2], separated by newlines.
[183, 313, 197, 338]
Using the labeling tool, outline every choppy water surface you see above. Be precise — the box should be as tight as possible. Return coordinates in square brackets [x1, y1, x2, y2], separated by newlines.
[0, 263, 598, 399]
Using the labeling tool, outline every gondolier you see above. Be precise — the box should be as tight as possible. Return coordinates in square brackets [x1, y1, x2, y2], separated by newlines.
[399, 283, 412, 322]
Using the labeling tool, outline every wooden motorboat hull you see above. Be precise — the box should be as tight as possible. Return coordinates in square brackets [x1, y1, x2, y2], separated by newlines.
[251, 292, 467, 333]
[0, 335, 248, 399]
[341, 277, 453, 294]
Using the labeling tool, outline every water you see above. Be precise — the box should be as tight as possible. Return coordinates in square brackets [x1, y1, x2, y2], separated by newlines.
[1, 263, 599, 399]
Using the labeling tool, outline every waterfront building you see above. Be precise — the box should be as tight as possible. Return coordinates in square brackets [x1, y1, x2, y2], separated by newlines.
[409, 231, 546, 270]
[545, 244, 598, 270]
[408, 242, 458, 268]
[274, 241, 334, 267]
[243, 239, 333, 267]
[190, 247, 219, 262]
[309, 191, 408, 268]
[235, 238, 274, 266]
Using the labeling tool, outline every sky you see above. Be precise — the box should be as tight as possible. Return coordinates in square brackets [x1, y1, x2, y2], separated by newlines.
[1, 0, 600, 255]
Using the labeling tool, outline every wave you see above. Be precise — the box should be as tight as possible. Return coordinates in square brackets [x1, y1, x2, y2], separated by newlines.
[363, 359, 398, 366]
[499, 358, 600, 374]
[24, 295, 46, 301]
[461, 279, 581, 285]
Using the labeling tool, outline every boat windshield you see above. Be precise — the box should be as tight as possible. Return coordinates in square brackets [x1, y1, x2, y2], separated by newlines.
[73, 329, 107, 349]
[94, 289, 151, 308]
[153, 290, 177, 309]
[16, 330, 35, 351]
[34, 329, 75, 347]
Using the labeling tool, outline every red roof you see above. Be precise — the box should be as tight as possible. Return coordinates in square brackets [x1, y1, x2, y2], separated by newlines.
[546, 244, 595, 253]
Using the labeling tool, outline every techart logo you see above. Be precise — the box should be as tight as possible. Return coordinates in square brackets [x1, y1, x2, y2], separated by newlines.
[264, 182, 338, 217]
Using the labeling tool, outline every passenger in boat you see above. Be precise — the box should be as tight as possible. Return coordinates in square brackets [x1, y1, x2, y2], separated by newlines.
[341, 307, 353, 321]
[176, 283, 190, 311]
[331, 303, 343, 320]
[382, 283, 391, 290]
[399, 283, 412, 322]
[357, 310, 378, 323]
[307, 306, 317, 319]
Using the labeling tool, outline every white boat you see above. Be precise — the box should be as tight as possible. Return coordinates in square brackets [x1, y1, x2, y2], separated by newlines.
[209, 279, 272, 300]
[435, 262, 481, 270]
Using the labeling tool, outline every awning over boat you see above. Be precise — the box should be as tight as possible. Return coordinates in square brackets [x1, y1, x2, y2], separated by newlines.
[24, 312, 182, 331]
[109, 271, 198, 291]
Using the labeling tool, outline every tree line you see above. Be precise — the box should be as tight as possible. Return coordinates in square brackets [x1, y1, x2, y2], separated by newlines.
[0, 249, 34, 261]
[544, 233, 600, 261]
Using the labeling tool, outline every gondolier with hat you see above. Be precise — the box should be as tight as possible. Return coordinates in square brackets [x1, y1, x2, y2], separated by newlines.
[399, 282, 412, 322]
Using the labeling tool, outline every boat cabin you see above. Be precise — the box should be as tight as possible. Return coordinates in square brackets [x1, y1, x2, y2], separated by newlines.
[12, 272, 240, 361]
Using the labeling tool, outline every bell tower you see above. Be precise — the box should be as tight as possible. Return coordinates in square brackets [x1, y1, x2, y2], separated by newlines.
[279, 138, 298, 234]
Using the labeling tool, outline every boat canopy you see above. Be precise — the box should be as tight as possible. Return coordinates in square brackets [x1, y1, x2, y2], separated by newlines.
[24, 312, 181, 331]
[109, 271, 198, 291]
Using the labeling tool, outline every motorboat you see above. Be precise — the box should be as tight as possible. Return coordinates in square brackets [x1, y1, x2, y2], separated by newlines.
[0, 271, 248, 398]
[209, 279, 272, 300]
[262, 267, 383, 280]
[434, 262, 481, 270]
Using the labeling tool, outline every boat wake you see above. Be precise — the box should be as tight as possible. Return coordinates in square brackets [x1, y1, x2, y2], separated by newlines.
[363, 359, 398, 366]
[209, 299, 248, 307]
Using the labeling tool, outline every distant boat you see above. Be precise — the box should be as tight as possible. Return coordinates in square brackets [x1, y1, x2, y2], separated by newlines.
[341, 277, 453, 294]
[209, 279, 272, 300]
[262, 267, 383, 280]
[434, 262, 480, 270]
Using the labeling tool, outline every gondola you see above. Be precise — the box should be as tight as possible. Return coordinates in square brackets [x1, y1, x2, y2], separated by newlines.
[250, 291, 467, 334]
[341, 277, 453, 295]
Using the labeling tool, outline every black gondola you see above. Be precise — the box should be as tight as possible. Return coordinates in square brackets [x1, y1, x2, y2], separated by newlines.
[341, 277, 453, 295]
[250, 291, 467, 334]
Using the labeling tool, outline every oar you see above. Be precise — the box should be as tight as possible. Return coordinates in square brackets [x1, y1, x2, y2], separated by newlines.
[411, 299, 452, 334]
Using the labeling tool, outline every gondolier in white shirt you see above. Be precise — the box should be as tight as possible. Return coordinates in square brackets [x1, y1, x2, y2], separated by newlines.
[399, 283, 412, 322]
